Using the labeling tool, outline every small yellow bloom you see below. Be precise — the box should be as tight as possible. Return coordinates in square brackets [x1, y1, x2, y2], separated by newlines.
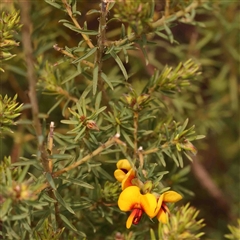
[155, 191, 182, 224]
[114, 159, 135, 190]
[118, 186, 157, 229]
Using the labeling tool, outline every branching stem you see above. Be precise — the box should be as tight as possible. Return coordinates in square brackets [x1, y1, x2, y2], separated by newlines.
[53, 44, 94, 68]
[20, 4, 63, 230]
[133, 111, 139, 160]
[61, 0, 94, 49]
[19, 1, 42, 145]
[94, 0, 111, 108]
[52, 134, 125, 178]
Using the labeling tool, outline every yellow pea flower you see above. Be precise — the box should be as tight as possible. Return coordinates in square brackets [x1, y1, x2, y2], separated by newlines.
[155, 191, 182, 224]
[118, 186, 157, 229]
[114, 159, 136, 190]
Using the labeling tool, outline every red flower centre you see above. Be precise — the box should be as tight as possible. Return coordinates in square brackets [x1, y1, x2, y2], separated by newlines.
[120, 168, 128, 174]
[132, 208, 143, 225]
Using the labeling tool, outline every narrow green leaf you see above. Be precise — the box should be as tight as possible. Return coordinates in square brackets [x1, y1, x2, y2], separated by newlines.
[45, 0, 63, 10]
[93, 64, 98, 95]
[72, 47, 97, 64]
[17, 165, 30, 182]
[45, 172, 56, 190]
[63, 23, 98, 35]
[184, 152, 193, 162]
[11, 160, 39, 166]
[179, 118, 189, 133]
[96, 167, 115, 181]
[60, 214, 78, 232]
[0, 199, 11, 218]
[47, 97, 64, 115]
[86, 9, 100, 15]
[54, 191, 75, 214]
[121, 23, 126, 38]
[42, 193, 57, 203]
[110, 51, 128, 80]
[177, 150, 184, 168]
[80, 84, 92, 101]
[121, 129, 134, 149]
[156, 152, 166, 167]
[50, 154, 72, 160]
[61, 120, 79, 125]
[61, 70, 82, 84]
[164, 123, 170, 139]
[95, 91, 102, 110]
[60, 177, 94, 189]
[101, 72, 113, 90]
[74, 126, 86, 141]
[10, 212, 29, 221]
[33, 211, 50, 231]
[94, 106, 107, 116]
[150, 229, 157, 240]
[164, 23, 174, 43]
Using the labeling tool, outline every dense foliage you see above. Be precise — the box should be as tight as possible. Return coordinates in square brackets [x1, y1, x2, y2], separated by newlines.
[0, 1, 239, 240]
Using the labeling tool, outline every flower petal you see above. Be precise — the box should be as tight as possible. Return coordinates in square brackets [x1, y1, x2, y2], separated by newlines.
[116, 159, 132, 171]
[154, 194, 164, 215]
[140, 192, 158, 218]
[118, 186, 140, 211]
[126, 210, 135, 229]
[157, 208, 168, 224]
[114, 169, 126, 182]
[162, 191, 182, 203]
[121, 169, 135, 190]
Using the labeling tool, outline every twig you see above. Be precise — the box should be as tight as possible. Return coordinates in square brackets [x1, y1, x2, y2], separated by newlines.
[20, 3, 63, 230]
[35, 134, 125, 194]
[47, 121, 55, 173]
[53, 44, 94, 68]
[52, 133, 125, 178]
[56, 86, 79, 103]
[19, 1, 42, 145]
[133, 111, 139, 160]
[165, 0, 170, 17]
[94, 0, 111, 108]
[61, 0, 94, 49]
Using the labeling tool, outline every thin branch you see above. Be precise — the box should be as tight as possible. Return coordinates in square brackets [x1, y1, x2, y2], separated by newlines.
[47, 121, 55, 173]
[61, 0, 94, 49]
[56, 86, 79, 103]
[19, 1, 42, 144]
[52, 134, 125, 178]
[19, 7, 62, 229]
[133, 111, 138, 160]
[94, 0, 111, 108]
[53, 44, 94, 68]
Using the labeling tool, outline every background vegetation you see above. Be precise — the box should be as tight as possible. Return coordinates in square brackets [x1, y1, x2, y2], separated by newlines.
[1, 0, 239, 239]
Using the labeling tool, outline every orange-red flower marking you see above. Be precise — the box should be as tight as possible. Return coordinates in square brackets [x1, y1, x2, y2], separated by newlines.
[154, 191, 183, 223]
[118, 186, 157, 229]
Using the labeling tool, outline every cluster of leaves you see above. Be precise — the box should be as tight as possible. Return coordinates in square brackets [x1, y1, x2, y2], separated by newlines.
[0, 9, 21, 72]
[0, 94, 22, 135]
[150, 203, 205, 240]
[225, 219, 240, 240]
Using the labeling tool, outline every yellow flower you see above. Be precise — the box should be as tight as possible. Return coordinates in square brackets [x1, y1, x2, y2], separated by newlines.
[118, 186, 157, 229]
[155, 191, 182, 224]
[114, 159, 135, 190]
